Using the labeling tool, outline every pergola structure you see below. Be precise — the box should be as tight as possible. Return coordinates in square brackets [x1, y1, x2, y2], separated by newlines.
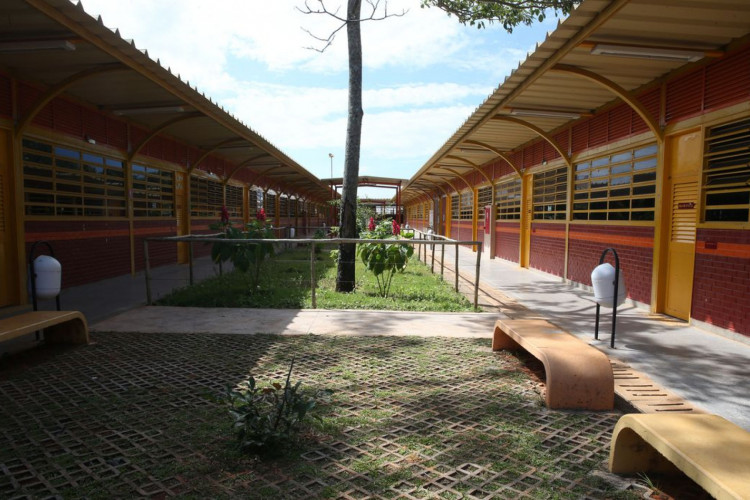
[321, 176, 407, 224]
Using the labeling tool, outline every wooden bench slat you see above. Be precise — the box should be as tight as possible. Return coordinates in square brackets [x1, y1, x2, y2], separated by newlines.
[610, 414, 750, 500]
[0, 311, 89, 345]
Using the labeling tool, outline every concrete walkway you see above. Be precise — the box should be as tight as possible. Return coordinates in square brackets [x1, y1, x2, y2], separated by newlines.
[24, 246, 750, 431]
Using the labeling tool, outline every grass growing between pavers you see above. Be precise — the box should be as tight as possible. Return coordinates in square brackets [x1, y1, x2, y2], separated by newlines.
[0, 332, 644, 499]
[156, 248, 477, 312]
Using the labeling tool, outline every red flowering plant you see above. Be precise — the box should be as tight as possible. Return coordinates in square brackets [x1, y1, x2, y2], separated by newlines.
[210, 205, 274, 292]
[368, 217, 376, 232]
[391, 219, 400, 236]
[257, 207, 266, 222]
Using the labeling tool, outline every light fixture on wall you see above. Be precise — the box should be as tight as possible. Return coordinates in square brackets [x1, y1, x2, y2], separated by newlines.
[507, 107, 583, 120]
[586, 43, 716, 62]
[112, 105, 186, 116]
[0, 39, 75, 53]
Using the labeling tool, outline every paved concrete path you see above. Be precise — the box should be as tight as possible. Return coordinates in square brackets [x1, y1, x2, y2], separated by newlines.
[93, 307, 498, 338]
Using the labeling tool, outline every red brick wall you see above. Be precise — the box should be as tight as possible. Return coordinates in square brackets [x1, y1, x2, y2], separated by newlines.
[692, 229, 750, 337]
[567, 225, 654, 304]
[25, 220, 131, 288]
[133, 220, 178, 271]
[494, 222, 520, 263]
[529, 223, 565, 277]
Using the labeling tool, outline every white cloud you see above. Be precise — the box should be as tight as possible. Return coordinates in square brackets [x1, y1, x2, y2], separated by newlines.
[72, 0, 551, 184]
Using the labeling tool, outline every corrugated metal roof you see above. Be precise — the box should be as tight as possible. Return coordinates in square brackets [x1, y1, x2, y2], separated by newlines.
[403, 0, 750, 202]
[0, 0, 332, 202]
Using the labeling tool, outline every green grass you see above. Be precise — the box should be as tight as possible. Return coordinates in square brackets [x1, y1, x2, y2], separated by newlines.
[157, 246, 476, 312]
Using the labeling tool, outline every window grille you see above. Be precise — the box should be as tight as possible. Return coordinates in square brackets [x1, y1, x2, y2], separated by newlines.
[265, 192, 276, 217]
[495, 177, 522, 220]
[279, 196, 289, 217]
[477, 186, 492, 220]
[451, 194, 459, 219]
[190, 176, 223, 218]
[23, 139, 127, 217]
[460, 191, 473, 220]
[703, 117, 750, 222]
[225, 184, 243, 219]
[572, 144, 657, 222]
[533, 166, 568, 220]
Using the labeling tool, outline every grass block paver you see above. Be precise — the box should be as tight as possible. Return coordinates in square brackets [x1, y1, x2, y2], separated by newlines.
[0, 332, 646, 499]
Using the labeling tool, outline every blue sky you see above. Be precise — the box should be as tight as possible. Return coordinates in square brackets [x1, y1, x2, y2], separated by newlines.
[74, 0, 560, 197]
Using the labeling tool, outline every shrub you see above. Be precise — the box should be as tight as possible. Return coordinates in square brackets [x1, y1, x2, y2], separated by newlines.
[210, 219, 275, 291]
[357, 218, 414, 298]
[222, 359, 332, 455]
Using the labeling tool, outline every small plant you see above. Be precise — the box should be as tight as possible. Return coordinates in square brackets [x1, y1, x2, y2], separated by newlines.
[357, 218, 414, 298]
[223, 358, 332, 454]
[210, 215, 275, 291]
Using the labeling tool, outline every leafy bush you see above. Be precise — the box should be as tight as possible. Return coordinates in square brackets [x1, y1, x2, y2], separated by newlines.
[211, 220, 275, 291]
[357, 218, 414, 298]
[223, 358, 332, 455]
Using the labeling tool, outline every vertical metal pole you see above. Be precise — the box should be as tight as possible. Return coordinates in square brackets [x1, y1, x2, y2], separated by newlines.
[454, 243, 459, 292]
[594, 303, 601, 340]
[474, 243, 481, 311]
[144, 239, 152, 305]
[431, 238, 435, 273]
[188, 240, 194, 285]
[440, 243, 445, 278]
[611, 252, 620, 349]
[310, 241, 317, 309]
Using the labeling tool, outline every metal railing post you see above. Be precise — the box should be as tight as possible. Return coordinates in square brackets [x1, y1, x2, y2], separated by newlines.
[474, 244, 482, 311]
[430, 237, 435, 273]
[310, 241, 317, 309]
[188, 240, 194, 285]
[454, 243, 459, 292]
[440, 243, 445, 278]
[144, 239, 152, 305]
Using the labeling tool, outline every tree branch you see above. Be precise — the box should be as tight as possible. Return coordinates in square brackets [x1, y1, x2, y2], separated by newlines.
[299, 0, 408, 53]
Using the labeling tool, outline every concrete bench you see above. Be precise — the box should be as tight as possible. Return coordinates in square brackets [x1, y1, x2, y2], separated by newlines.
[609, 414, 750, 500]
[0, 311, 89, 345]
[492, 318, 614, 410]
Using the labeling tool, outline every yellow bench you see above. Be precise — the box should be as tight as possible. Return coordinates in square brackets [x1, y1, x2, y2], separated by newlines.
[492, 318, 614, 410]
[0, 311, 89, 345]
[609, 414, 750, 500]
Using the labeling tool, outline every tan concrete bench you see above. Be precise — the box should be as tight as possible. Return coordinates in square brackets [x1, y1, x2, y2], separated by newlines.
[609, 414, 750, 500]
[0, 311, 89, 345]
[492, 318, 614, 410]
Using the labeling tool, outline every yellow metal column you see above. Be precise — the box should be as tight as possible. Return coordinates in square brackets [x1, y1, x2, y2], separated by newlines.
[520, 173, 533, 268]
[175, 171, 190, 263]
[0, 127, 21, 306]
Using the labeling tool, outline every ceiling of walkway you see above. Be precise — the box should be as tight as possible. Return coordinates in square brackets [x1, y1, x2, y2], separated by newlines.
[1, 0, 332, 202]
[403, 0, 750, 203]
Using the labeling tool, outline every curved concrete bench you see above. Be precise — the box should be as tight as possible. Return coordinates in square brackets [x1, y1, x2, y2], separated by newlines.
[492, 318, 614, 410]
[609, 414, 750, 500]
[0, 311, 89, 345]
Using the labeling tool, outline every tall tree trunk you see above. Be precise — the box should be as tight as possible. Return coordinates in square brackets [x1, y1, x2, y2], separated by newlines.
[336, 0, 363, 292]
